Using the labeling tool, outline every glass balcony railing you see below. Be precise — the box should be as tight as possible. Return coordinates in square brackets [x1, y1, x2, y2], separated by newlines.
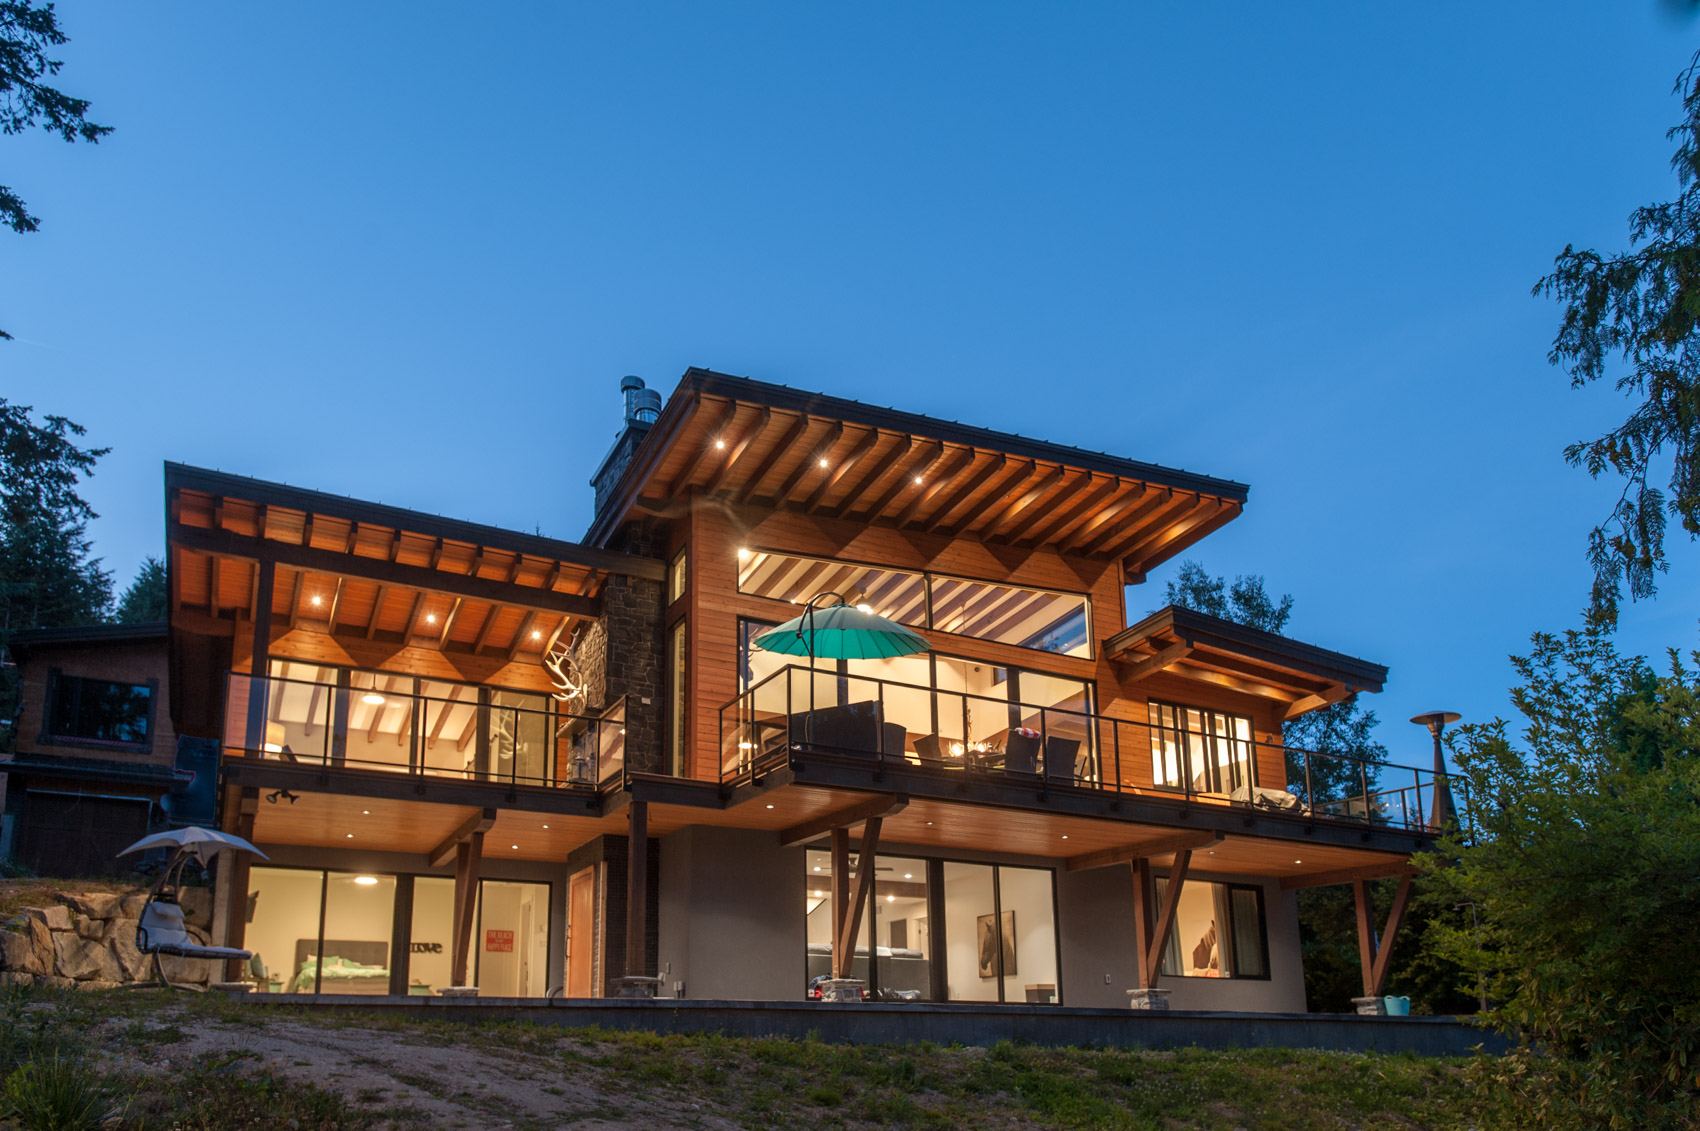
[222, 671, 625, 789]
[718, 665, 1464, 834]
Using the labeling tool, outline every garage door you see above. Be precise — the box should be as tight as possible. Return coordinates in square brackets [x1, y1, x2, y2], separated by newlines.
[17, 792, 149, 878]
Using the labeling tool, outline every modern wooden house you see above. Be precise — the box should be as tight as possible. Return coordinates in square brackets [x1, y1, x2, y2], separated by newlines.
[168, 370, 1451, 1010]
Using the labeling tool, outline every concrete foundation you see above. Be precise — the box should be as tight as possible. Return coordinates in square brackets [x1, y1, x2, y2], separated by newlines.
[1126, 988, 1171, 1010]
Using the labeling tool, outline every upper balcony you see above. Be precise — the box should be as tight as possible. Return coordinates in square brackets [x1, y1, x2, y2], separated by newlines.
[719, 664, 1463, 837]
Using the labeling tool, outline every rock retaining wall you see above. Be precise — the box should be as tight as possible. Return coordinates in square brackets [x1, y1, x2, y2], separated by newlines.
[0, 888, 216, 989]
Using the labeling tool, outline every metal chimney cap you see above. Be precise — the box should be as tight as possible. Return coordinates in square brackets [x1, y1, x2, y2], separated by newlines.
[620, 375, 646, 392]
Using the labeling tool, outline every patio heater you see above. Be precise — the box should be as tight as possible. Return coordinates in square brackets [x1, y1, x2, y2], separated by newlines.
[1409, 710, 1460, 831]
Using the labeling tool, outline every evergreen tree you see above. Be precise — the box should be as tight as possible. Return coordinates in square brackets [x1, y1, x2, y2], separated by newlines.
[114, 556, 166, 624]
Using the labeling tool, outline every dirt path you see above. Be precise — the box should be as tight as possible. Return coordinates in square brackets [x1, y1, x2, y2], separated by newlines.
[101, 1014, 742, 1130]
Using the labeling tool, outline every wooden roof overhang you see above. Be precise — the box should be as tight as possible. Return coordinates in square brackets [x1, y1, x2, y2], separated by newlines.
[165, 463, 664, 675]
[1104, 605, 1388, 719]
[588, 369, 1251, 582]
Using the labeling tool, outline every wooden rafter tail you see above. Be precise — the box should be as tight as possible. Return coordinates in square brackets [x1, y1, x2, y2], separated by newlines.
[805, 427, 881, 512]
[737, 412, 811, 504]
[827, 434, 913, 518]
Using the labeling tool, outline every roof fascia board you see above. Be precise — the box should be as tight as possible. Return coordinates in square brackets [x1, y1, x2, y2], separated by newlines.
[1107, 605, 1389, 689]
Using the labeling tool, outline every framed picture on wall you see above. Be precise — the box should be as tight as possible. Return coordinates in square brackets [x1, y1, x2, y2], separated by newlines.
[976, 911, 1016, 979]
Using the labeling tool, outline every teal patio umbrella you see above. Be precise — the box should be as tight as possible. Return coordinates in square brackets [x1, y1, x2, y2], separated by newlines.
[753, 595, 931, 662]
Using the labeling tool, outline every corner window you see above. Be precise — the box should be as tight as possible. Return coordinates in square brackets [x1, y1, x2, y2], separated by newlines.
[1155, 879, 1268, 980]
[667, 548, 688, 605]
[1147, 701, 1255, 794]
[45, 672, 153, 748]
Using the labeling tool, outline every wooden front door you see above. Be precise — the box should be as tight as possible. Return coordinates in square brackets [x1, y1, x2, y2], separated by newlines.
[566, 867, 595, 997]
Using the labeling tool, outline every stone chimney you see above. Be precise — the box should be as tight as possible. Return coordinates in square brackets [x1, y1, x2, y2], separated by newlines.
[591, 376, 662, 518]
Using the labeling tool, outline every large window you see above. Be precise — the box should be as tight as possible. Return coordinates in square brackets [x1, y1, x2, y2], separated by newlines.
[1147, 701, 1255, 794]
[1155, 879, 1269, 980]
[44, 673, 153, 748]
[736, 549, 1090, 658]
[806, 851, 1058, 1004]
[413, 877, 550, 997]
[667, 620, 688, 776]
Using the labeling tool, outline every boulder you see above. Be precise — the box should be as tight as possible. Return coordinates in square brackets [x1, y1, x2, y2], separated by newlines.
[31, 905, 71, 933]
[0, 925, 48, 975]
[36, 976, 75, 990]
[0, 972, 35, 987]
[74, 914, 103, 941]
[62, 892, 124, 920]
[106, 924, 149, 982]
[75, 980, 123, 992]
[117, 893, 149, 918]
[179, 888, 213, 929]
[52, 933, 121, 982]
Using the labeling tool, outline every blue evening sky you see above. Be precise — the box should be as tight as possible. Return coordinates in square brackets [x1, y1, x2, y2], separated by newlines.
[6, 3, 1698, 769]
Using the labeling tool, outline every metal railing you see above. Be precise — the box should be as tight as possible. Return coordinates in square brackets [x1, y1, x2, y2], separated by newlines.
[222, 671, 625, 790]
[718, 664, 1465, 833]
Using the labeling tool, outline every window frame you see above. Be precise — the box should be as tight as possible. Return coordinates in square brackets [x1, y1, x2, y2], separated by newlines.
[666, 547, 688, 607]
[1146, 699, 1258, 794]
[1152, 877, 1271, 981]
[38, 669, 157, 753]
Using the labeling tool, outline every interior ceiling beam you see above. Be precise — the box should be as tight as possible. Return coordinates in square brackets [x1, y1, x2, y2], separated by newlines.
[471, 604, 500, 654]
[365, 584, 388, 640]
[507, 610, 538, 662]
[171, 524, 600, 621]
[437, 596, 464, 649]
[920, 453, 1007, 533]
[805, 426, 881, 513]
[826, 434, 912, 519]
[427, 806, 497, 869]
[324, 576, 346, 634]
[770, 421, 843, 505]
[664, 396, 735, 500]
[779, 794, 909, 847]
[286, 568, 305, 629]
[852, 439, 945, 522]
[1280, 859, 1417, 890]
[1118, 638, 1195, 683]
[737, 412, 811, 504]
[702, 406, 771, 496]
[1285, 683, 1352, 720]
[1065, 831, 1223, 872]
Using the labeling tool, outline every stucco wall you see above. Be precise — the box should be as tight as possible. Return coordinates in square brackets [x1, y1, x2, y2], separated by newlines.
[1058, 865, 1306, 1013]
[658, 826, 803, 1001]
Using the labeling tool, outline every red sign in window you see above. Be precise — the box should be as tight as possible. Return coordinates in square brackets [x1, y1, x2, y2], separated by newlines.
[485, 929, 514, 953]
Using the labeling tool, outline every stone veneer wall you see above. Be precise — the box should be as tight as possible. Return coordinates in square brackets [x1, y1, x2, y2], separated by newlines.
[574, 519, 666, 775]
[0, 888, 216, 989]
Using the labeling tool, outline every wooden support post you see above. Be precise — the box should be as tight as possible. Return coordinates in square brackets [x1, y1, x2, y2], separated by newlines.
[1352, 878, 1377, 999]
[1129, 857, 1154, 989]
[242, 559, 275, 752]
[1142, 848, 1194, 986]
[1351, 873, 1416, 1000]
[836, 818, 884, 979]
[449, 831, 484, 987]
[625, 798, 648, 978]
[222, 787, 259, 980]
[830, 827, 851, 979]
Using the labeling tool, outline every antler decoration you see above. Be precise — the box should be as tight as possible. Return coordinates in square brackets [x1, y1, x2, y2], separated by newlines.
[543, 638, 587, 715]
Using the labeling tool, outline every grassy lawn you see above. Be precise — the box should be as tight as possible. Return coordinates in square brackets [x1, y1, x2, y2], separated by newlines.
[0, 984, 1490, 1130]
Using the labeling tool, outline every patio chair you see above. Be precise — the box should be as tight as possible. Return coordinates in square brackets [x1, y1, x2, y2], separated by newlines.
[1043, 737, 1082, 787]
[1003, 730, 1041, 778]
[789, 701, 905, 759]
[136, 896, 254, 990]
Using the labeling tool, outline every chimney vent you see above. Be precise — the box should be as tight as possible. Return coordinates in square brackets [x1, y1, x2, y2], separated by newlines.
[621, 375, 662, 426]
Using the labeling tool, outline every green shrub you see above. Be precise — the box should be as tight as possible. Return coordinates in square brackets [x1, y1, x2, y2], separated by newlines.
[0, 1056, 120, 1131]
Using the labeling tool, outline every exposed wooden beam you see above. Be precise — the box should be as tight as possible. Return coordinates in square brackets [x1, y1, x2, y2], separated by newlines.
[836, 816, 884, 979]
[1143, 847, 1196, 987]
[387, 529, 403, 562]
[428, 806, 497, 868]
[1060, 485, 1170, 554]
[1005, 469, 1091, 544]
[207, 555, 221, 616]
[436, 596, 464, 649]
[1119, 498, 1238, 574]
[298, 511, 312, 548]
[893, 446, 977, 527]
[541, 615, 570, 660]
[285, 568, 305, 629]
[428, 537, 445, 571]
[853, 439, 946, 522]
[1118, 638, 1196, 683]
[507, 610, 538, 662]
[1026, 477, 1133, 550]
[1080, 489, 1191, 557]
[1065, 831, 1222, 872]
[737, 413, 811, 504]
[1366, 874, 1414, 998]
[471, 604, 500, 654]
[425, 687, 459, 749]
[365, 584, 388, 640]
[324, 577, 346, 634]
[1280, 860, 1417, 890]
[826, 434, 912, 519]
[779, 794, 910, 846]
[702, 406, 772, 496]
[972, 462, 1063, 540]
[504, 553, 525, 585]
[770, 421, 843, 505]
[455, 711, 480, 754]
[344, 520, 360, 554]
[401, 591, 426, 642]
[804, 427, 881, 513]
[1285, 683, 1351, 720]
[171, 524, 600, 621]
[665, 398, 738, 500]
[920, 453, 1006, 533]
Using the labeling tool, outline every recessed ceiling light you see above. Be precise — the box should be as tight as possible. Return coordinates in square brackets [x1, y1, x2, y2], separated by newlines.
[904, 873, 912, 879]
[818, 458, 829, 468]
[354, 876, 378, 886]
[310, 595, 322, 607]
[737, 548, 751, 560]
[813, 865, 821, 872]
[715, 439, 726, 450]
[1061, 835, 1069, 840]
[345, 833, 353, 839]
[542, 824, 549, 830]
[812, 890, 823, 898]
[914, 476, 924, 484]
[362, 810, 370, 815]
[362, 693, 385, 706]
[425, 613, 437, 624]
[512, 844, 519, 850]
[531, 630, 541, 640]
[765, 804, 774, 809]
[886, 894, 896, 902]
[1294, 859, 1302, 864]
[925, 821, 934, 826]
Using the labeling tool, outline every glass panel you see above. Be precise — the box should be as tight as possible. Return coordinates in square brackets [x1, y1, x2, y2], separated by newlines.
[258, 661, 336, 763]
[738, 550, 927, 627]
[410, 877, 456, 995]
[417, 678, 479, 777]
[668, 621, 688, 775]
[344, 671, 415, 772]
[48, 675, 152, 743]
[929, 575, 1090, 657]
[873, 855, 931, 1000]
[1149, 702, 1183, 789]
[1157, 879, 1227, 978]
[244, 867, 324, 994]
[489, 689, 548, 784]
[318, 871, 395, 995]
[997, 866, 1058, 1004]
[667, 549, 688, 605]
[475, 881, 549, 997]
[941, 862, 1000, 1002]
[804, 847, 835, 998]
[1230, 887, 1267, 978]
